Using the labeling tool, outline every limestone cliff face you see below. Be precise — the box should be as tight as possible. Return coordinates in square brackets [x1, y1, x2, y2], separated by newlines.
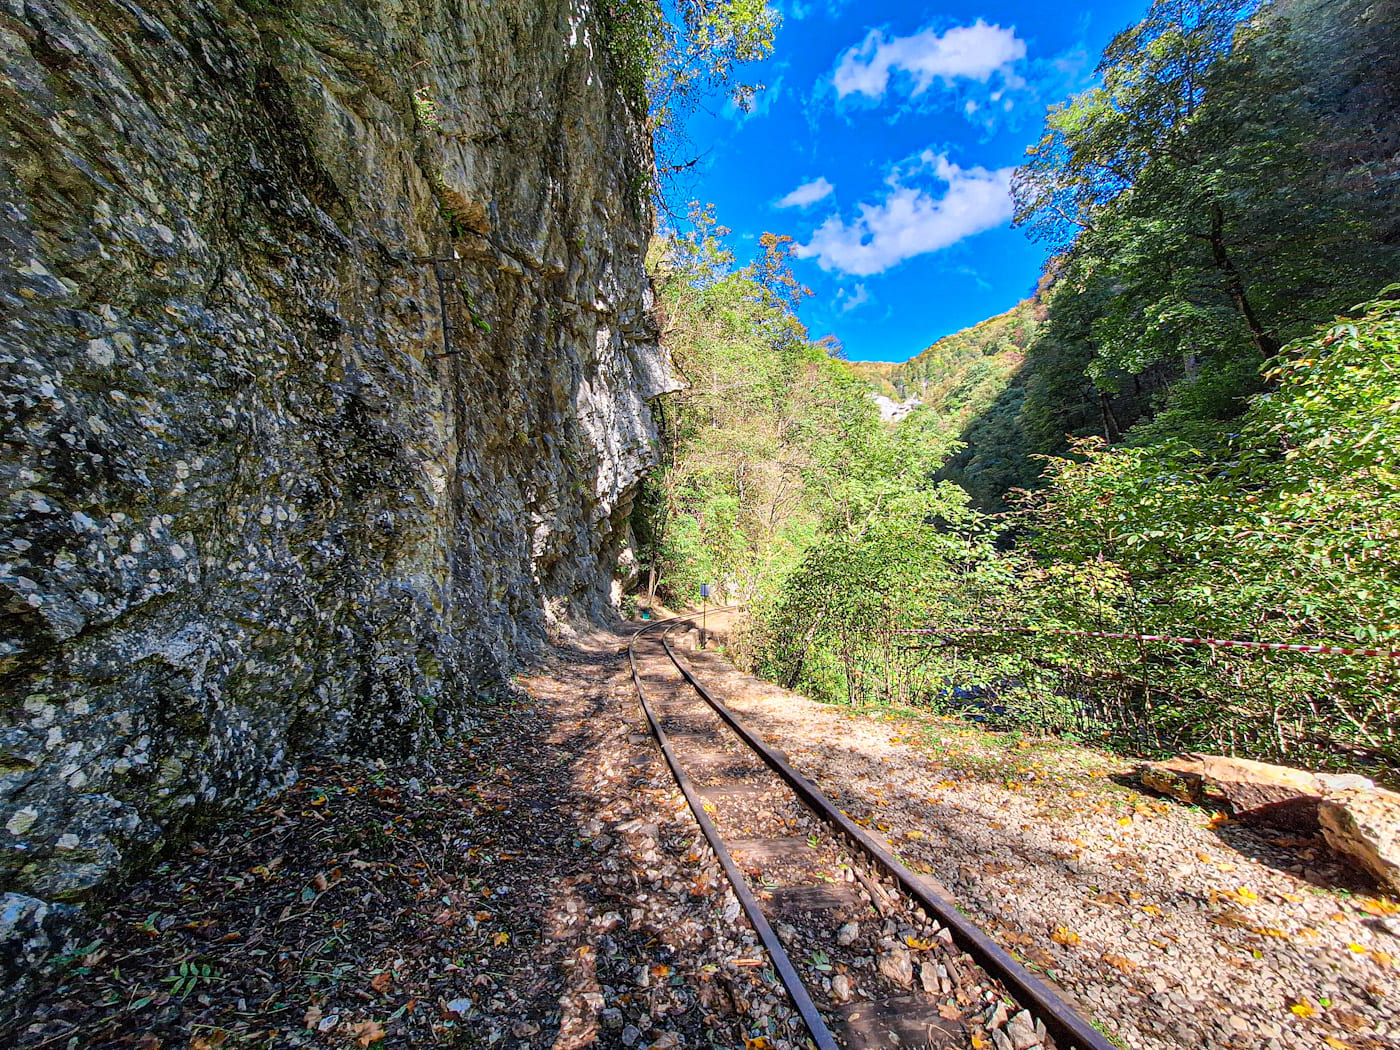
[0, 0, 671, 961]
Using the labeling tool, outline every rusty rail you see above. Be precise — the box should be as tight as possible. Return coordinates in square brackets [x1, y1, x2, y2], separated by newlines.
[630, 610, 1119, 1050]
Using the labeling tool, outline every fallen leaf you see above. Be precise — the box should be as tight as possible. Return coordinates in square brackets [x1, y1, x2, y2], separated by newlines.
[303, 1005, 323, 1030]
[352, 1020, 386, 1047]
[1360, 897, 1399, 917]
[1346, 943, 1367, 954]
[492, 931, 510, 946]
[743, 1037, 773, 1049]
[1334, 1009, 1367, 1032]
[1289, 1002, 1315, 1019]
[938, 1003, 962, 1020]
[370, 972, 392, 993]
[1209, 909, 1253, 929]
[1101, 952, 1137, 973]
[1141, 904, 1161, 916]
[1051, 926, 1080, 946]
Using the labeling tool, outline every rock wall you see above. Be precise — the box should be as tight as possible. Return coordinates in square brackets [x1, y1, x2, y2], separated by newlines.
[0, 0, 671, 963]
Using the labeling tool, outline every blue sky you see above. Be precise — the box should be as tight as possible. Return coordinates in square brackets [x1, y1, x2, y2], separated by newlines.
[674, 0, 1150, 362]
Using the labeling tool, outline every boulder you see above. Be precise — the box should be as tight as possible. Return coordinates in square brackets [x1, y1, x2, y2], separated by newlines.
[1138, 763, 1205, 805]
[1318, 787, 1400, 896]
[1140, 754, 1325, 829]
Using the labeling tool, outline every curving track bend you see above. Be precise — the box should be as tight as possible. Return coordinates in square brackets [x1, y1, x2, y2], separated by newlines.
[628, 612, 1118, 1050]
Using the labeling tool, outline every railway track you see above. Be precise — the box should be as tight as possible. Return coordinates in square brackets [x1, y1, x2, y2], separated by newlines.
[628, 612, 1118, 1050]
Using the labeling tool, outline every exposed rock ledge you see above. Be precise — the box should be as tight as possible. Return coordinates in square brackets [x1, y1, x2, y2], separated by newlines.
[1138, 755, 1400, 895]
[0, 0, 674, 977]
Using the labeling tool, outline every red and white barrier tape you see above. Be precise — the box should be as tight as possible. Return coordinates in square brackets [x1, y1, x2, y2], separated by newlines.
[892, 626, 1400, 660]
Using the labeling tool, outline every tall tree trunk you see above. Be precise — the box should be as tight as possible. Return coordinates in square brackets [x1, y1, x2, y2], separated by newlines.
[1208, 201, 1279, 359]
[1099, 390, 1123, 443]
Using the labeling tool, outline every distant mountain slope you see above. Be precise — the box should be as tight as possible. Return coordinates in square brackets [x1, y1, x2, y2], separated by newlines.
[843, 297, 1044, 507]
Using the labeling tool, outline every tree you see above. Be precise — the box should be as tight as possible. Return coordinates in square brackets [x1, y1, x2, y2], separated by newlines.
[1014, 0, 1393, 382]
[599, 0, 779, 181]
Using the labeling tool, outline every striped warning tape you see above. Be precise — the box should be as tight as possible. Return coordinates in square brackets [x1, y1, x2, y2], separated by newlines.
[891, 626, 1400, 660]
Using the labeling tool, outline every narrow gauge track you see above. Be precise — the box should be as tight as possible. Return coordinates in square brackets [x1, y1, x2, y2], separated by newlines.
[628, 613, 1117, 1050]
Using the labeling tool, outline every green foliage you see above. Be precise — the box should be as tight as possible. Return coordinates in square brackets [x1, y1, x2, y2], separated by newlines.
[932, 296, 1400, 767]
[161, 960, 220, 998]
[636, 208, 959, 614]
[876, 0, 1400, 514]
[597, 0, 778, 172]
[412, 86, 441, 132]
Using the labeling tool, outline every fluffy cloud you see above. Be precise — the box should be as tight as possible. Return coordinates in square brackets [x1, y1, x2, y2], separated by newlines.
[775, 176, 836, 209]
[794, 153, 1013, 276]
[833, 20, 1026, 99]
[836, 283, 870, 313]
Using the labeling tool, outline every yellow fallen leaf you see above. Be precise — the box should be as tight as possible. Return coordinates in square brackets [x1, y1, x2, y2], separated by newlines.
[906, 829, 924, 839]
[1371, 950, 1393, 969]
[1069, 791, 1087, 799]
[744, 1036, 774, 1049]
[905, 936, 936, 950]
[1289, 1002, 1315, 1018]
[1346, 943, 1367, 954]
[1235, 886, 1258, 904]
[353, 1020, 386, 1047]
[1141, 904, 1161, 916]
[1325, 1039, 1349, 1049]
[1117, 816, 1133, 826]
[492, 931, 510, 946]
[1051, 926, 1080, 946]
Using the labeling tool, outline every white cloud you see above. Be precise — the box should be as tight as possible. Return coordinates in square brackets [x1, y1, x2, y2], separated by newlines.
[775, 176, 835, 209]
[833, 20, 1027, 99]
[836, 283, 870, 313]
[794, 153, 1013, 277]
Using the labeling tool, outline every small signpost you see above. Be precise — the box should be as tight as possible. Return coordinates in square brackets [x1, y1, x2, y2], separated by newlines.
[700, 583, 711, 648]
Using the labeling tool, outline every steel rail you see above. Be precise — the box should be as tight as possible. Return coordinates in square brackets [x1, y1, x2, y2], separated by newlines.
[658, 629, 1119, 1050]
[627, 615, 841, 1050]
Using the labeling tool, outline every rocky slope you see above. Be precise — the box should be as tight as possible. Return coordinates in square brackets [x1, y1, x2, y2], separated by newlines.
[0, 0, 672, 978]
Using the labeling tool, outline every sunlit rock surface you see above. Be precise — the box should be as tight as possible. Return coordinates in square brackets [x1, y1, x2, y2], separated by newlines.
[0, 0, 671, 969]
